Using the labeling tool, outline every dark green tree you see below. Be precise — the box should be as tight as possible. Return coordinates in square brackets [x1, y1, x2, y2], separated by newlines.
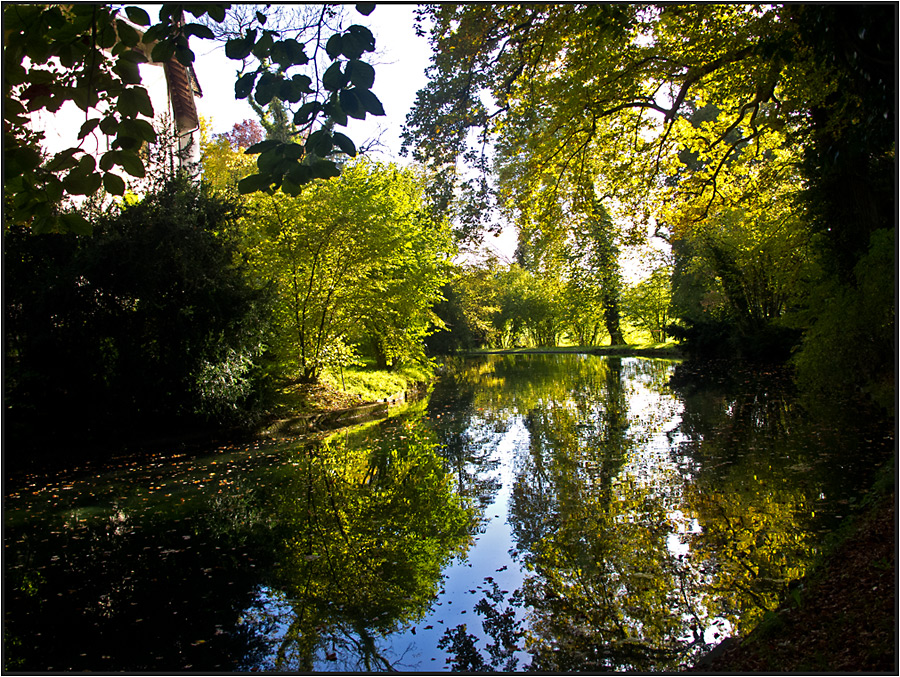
[4, 175, 271, 456]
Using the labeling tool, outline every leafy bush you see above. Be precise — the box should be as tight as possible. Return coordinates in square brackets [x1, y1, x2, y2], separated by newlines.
[4, 176, 272, 453]
[792, 228, 895, 409]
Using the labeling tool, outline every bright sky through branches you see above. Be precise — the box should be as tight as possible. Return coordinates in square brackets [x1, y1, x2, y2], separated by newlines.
[187, 4, 519, 261]
[192, 4, 429, 160]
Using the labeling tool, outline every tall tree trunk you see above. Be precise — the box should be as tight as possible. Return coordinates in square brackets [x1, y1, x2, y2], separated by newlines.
[603, 290, 625, 346]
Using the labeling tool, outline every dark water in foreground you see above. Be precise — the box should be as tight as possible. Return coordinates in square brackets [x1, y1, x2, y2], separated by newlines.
[3, 355, 892, 671]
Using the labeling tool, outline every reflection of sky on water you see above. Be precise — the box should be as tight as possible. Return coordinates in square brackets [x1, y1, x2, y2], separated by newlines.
[5, 355, 891, 672]
[244, 355, 848, 670]
[247, 416, 533, 671]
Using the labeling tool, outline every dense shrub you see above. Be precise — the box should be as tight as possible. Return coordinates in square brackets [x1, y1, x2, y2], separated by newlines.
[4, 177, 272, 457]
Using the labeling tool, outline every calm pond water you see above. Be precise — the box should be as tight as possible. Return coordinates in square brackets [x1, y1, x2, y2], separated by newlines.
[3, 355, 892, 671]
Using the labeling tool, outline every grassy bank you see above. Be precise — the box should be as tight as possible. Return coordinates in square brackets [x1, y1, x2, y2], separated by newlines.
[464, 340, 682, 359]
[268, 361, 434, 418]
[264, 343, 681, 419]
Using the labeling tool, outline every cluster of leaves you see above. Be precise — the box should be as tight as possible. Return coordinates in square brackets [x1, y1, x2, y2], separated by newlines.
[229, 3, 386, 196]
[225, 155, 453, 383]
[243, 429, 475, 671]
[428, 253, 668, 355]
[4, 2, 383, 234]
[4, 4, 179, 232]
[404, 3, 894, 381]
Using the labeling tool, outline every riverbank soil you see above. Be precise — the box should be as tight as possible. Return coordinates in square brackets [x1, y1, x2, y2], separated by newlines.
[694, 492, 896, 672]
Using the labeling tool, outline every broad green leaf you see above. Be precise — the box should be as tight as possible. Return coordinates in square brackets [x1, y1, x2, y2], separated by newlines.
[271, 39, 305, 68]
[244, 139, 281, 155]
[347, 25, 376, 52]
[282, 177, 302, 196]
[285, 39, 309, 66]
[291, 74, 313, 94]
[326, 34, 343, 60]
[102, 172, 127, 195]
[124, 6, 151, 25]
[305, 129, 333, 157]
[252, 31, 274, 59]
[293, 101, 321, 125]
[76, 154, 96, 173]
[185, 23, 215, 40]
[356, 3, 376, 16]
[206, 4, 226, 23]
[115, 20, 140, 47]
[99, 150, 120, 171]
[118, 151, 145, 178]
[225, 37, 253, 61]
[235, 71, 257, 99]
[99, 116, 119, 135]
[339, 89, 365, 120]
[254, 72, 279, 106]
[151, 39, 176, 64]
[347, 60, 375, 90]
[323, 98, 348, 126]
[278, 78, 304, 103]
[322, 62, 345, 92]
[118, 117, 156, 142]
[332, 132, 357, 157]
[174, 45, 195, 67]
[238, 173, 271, 194]
[256, 147, 284, 174]
[113, 54, 142, 83]
[44, 176, 64, 204]
[97, 21, 118, 49]
[115, 133, 142, 151]
[121, 48, 148, 65]
[31, 213, 59, 235]
[141, 24, 166, 43]
[47, 149, 80, 172]
[78, 119, 101, 140]
[339, 33, 367, 60]
[63, 169, 103, 195]
[283, 143, 305, 160]
[58, 43, 77, 68]
[286, 163, 312, 184]
[355, 88, 385, 116]
[309, 159, 341, 179]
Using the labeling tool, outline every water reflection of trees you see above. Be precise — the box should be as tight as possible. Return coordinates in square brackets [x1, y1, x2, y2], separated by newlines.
[445, 355, 878, 671]
[4, 501, 275, 671]
[669, 365, 887, 635]
[5, 429, 476, 672]
[675, 369, 868, 632]
[505, 357, 702, 671]
[225, 429, 476, 671]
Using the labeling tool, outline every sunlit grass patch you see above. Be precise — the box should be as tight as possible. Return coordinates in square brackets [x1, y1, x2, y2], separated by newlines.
[321, 361, 433, 403]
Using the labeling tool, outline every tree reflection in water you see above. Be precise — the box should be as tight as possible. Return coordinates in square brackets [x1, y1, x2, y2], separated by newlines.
[219, 426, 477, 671]
[4, 355, 889, 671]
[437, 355, 889, 671]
